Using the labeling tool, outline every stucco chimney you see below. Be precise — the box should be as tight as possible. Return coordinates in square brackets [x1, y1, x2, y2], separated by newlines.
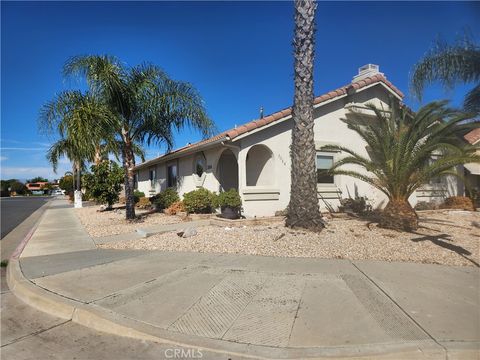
[352, 64, 383, 83]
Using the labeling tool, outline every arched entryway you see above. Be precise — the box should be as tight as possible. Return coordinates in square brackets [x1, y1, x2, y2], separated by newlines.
[216, 149, 238, 191]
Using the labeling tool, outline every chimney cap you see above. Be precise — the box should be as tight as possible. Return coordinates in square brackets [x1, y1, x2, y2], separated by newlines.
[352, 64, 383, 83]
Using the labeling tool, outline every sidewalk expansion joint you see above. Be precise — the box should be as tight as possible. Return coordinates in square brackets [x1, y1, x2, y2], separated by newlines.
[349, 261, 448, 355]
[286, 277, 307, 347]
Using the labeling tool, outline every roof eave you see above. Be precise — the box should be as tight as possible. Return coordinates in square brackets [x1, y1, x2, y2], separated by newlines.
[134, 136, 228, 170]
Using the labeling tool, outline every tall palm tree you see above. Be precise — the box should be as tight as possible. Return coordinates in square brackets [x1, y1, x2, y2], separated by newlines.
[411, 34, 480, 115]
[325, 101, 480, 231]
[63, 55, 214, 219]
[40, 90, 118, 203]
[40, 90, 117, 164]
[286, 0, 324, 231]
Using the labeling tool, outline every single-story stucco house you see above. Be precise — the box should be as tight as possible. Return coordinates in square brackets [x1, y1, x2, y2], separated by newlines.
[134, 64, 468, 217]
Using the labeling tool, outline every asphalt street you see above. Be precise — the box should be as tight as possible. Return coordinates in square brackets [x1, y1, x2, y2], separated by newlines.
[0, 196, 50, 239]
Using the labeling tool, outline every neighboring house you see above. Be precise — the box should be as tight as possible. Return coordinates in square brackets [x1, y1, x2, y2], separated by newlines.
[26, 182, 49, 195]
[464, 128, 480, 201]
[135, 65, 465, 217]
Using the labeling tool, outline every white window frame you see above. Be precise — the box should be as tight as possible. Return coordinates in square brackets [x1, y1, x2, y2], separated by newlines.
[316, 151, 337, 189]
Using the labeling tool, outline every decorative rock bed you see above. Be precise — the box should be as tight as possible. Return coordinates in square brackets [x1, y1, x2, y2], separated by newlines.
[98, 210, 480, 267]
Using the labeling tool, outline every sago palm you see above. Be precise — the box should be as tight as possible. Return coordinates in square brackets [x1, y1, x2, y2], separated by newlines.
[325, 101, 480, 231]
[63, 55, 214, 219]
[286, 0, 324, 231]
[411, 34, 480, 115]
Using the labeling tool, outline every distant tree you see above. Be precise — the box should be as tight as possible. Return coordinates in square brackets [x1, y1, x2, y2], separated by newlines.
[1, 179, 18, 197]
[58, 174, 74, 193]
[82, 161, 124, 209]
[40, 183, 53, 193]
[10, 180, 28, 195]
[27, 177, 48, 183]
[411, 33, 480, 115]
[1, 179, 17, 191]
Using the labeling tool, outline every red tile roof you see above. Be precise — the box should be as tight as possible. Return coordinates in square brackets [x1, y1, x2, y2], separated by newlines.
[464, 128, 480, 145]
[135, 74, 403, 169]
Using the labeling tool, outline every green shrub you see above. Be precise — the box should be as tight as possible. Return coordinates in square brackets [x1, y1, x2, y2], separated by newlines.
[82, 161, 124, 208]
[133, 190, 145, 204]
[183, 188, 217, 214]
[151, 188, 180, 210]
[216, 189, 242, 209]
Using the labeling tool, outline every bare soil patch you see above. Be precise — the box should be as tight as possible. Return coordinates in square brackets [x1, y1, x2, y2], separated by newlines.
[99, 210, 479, 267]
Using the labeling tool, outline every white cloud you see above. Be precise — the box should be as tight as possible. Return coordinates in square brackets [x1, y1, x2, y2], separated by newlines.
[1, 164, 71, 181]
[0, 156, 7, 161]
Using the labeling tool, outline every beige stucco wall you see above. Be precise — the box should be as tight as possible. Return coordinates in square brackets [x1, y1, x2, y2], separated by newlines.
[136, 84, 464, 217]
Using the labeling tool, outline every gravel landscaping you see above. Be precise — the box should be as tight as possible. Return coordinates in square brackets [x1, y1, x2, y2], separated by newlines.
[99, 210, 480, 267]
[75, 205, 184, 237]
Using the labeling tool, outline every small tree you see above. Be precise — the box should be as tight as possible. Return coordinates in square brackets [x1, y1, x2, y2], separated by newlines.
[83, 161, 123, 209]
[59, 174, 74, 193]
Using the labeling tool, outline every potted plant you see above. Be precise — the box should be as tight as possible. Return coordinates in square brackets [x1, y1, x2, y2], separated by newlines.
[216, 189, 242, 219]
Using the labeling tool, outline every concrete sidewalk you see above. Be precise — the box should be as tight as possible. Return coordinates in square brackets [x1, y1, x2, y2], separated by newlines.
[7, 199, 480, 359]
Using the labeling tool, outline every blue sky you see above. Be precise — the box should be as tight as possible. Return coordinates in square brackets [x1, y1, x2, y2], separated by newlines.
[1, 1, 479, 181]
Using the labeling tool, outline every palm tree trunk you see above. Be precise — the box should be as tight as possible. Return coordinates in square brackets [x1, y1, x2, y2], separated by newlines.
[94, 145, 103, 165]
[122, 133, 136, 220]
[380, 199, 419, 231]
[286, 0, 324, 231]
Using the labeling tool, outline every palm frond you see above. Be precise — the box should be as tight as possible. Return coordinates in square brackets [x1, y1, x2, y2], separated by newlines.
[411, 34, 480, 100]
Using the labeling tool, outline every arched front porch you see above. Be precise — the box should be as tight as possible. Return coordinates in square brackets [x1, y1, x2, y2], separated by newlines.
[216, 148, 239, 192]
